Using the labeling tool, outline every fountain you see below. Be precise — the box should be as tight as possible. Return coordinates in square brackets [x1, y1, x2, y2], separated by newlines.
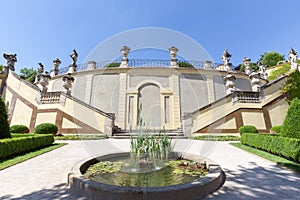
[68, 132, 225, 199]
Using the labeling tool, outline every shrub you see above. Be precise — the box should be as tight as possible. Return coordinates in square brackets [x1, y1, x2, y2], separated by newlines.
[268, 63, 291, 81]
[105, 62, 121, 68]
[0, 98, 11, 139]
[34, 123, 58, 135]
[281, 98, 300, 139]
[178, 62, 195, 68]
[281, 70, 300, 102]
[262, 51, 285, 67]
[10, 125, 30, 133]
[270, 125, 282, 134]
[0, 134, 54, 160]
[238, 125, 258, 136]
[241, 133, 300, 162]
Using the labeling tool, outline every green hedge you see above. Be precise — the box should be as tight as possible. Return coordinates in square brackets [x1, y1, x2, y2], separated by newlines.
[34, 123, 58, 135]
[241, 133, 300, 162]
[238, 125, 258, 136]
[10, 125, 30, 133]
[0, 134, 54, 160]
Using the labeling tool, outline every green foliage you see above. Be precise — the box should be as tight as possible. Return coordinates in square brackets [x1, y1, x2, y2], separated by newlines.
[34, 123, 58, 135]
[0, 134, 54, 160]
[178, 61, 195, 68]
[19, 67, 37, 83]
[281, 98, 300, 139]
[238, 125, 258, 136]
[240, 133, 300, 162]
[105, 62, 121, 68]
[85, 161, 123, 177]
[130, 128, 174, 160]
[281, 70, 300, 102]
[192, 135, 240, 141]
[10, 125, 30, 133]
[0, 98, 11, 139]
[54, 134, 108, 140]
[268, 63, 291, 81]
[270, 125, 282, 134]
[0, 65, 4, 71]
[165, 159, 208, 177]
[262, 51, 285, 67]
[240, 62, 259, 72]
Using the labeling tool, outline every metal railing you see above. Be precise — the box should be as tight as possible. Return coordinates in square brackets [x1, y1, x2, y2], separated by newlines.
[57, 59, 224, 75]
[232, 90, 262, 103]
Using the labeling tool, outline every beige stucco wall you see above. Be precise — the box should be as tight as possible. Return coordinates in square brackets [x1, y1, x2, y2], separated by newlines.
[35, 112, 57, 126]
[268, 99, 289, 126]
[10, 99, 32, 127]
[242, 112, 266, 129]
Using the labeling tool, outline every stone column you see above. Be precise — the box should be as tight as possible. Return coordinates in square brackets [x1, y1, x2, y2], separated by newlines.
[62, 73, 75, 95]
[224, 74, 236, 94]
[119, 46, 130, 68]
[249, 72, 261, 92]
[169, 46, 179, 68]
[117, 73, 127, 129]
[87, 61, 97, 70]
[50, 58, 61, 78]
[205, 74, 215, 103]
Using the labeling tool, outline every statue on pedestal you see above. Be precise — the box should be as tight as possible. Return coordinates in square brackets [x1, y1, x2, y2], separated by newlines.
[68, 49, 78, 73]
[258, 61, 268, 80]
[221, 49, 232, 71]
[243, 57, 253, 75]
[288, 47, 298, 70]
[50, 58, 61, 77]
[119, 46, 131, 68]
[3, 53, 17, 71]
[169, 46, 179, 68]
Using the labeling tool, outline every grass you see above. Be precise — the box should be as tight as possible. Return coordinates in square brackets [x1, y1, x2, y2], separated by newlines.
[192, 135, 240, 141]
[0, 143, 66, 170]
[231, 142, 300, 173]
[54, 134, 108, 140]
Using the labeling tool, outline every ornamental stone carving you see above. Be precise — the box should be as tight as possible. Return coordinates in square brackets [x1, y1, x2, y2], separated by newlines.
[249, 72, 261, 92]
[224, 73, 236, 94]
[288, 47, 298, 70]
[222, 49, 232, 71]
[243, 57, 253, 75]
[169, 46, 179, 68]
[3, 53, 17, 71]
[62, 73, 75, 95]
[50, 58, 61, 77]
[119, 46, 130, 68]
[67, 49, 78, 73]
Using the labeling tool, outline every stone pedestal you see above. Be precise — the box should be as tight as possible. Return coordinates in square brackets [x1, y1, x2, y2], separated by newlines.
[224, 74, 236, 94]
[87, 61, 97, 70]
[250, 72, 261, 92]
[119, 46, 130, 68]
[204, 60, 213, 70]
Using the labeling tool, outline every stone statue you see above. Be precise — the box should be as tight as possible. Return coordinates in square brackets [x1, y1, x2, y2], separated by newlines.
[68, 49, 78, 73]
[288, 47, 298, 70]
[119, 46, 131, 68]
[50, 58, 61, 77]
[258, 61, 268, 79]
[3, 53, 17, 71]
[224, 73, 236, 94]
[169, 46, 179, 68]
[249, 72, 261, 92]
[62, 73, 75, 95]
[34, 63, 45, 84]
[222, 49, 232, 71]
[243, 57, 253, 75]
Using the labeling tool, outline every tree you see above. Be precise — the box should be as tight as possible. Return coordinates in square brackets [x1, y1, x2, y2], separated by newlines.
[281, 70, 300, 102]
[178, 61, 195, 68]
[0, 98, 11, 139]
[262, 52, 284, 67]
[19, 67, 37, 83]
[239, 62, 258, 72]
[281, 98, 300, 139]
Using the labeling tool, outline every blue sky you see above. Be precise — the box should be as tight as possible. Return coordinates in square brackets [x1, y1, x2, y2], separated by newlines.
[0, 0, 299, 73]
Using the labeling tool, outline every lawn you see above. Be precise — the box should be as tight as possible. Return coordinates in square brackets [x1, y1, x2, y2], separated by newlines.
[231, 142, 300, 173]
[192, 135, 240, 141]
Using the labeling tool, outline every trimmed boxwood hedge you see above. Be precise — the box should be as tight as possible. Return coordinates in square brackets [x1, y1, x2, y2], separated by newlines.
[0, 134, 54, 160]
[241, 133, 300, 163]
[34, 123, 58, 135]
[10, 125, 30, 133]
[238, 125, 258, 136]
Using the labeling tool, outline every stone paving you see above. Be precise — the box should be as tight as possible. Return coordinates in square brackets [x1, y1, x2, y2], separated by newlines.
[0, 139, 299, 200]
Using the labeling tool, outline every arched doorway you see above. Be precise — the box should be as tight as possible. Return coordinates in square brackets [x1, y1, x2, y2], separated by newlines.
[137, 84, 161, 128]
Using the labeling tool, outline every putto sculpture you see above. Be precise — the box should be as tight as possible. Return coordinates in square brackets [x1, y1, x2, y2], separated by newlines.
[258, 61, 268, 80]
[3, 53, 17, 71]
[67, 49, 78, 73]
[288, 47, 298, 70]
[50, 58, 61, 77]
[243, 57, 253, 75]
[34, 63, 51, 93]
[221, 49, 232, 71]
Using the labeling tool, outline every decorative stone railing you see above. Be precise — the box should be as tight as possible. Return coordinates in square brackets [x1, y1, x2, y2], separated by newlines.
[37, 91, 63, 104]
[232, 90, 262, 103]
[58, 59, 223, 75]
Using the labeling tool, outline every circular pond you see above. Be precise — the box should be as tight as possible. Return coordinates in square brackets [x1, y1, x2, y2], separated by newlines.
[69, 152, 225, 200]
